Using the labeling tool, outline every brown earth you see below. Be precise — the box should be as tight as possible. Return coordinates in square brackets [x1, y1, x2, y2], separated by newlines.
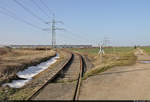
[79, 48, 150, 100]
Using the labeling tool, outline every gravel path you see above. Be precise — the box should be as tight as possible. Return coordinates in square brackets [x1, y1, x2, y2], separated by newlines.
[79, 48, 150, 100]
[58, 54, 81, 81]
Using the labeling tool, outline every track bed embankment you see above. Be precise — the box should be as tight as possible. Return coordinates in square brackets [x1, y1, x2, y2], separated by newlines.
[33, 53, 82, 100]
[1, 50, 71, 100]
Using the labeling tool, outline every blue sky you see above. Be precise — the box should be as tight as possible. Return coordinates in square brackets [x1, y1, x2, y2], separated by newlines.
[0, 0, 150, 46]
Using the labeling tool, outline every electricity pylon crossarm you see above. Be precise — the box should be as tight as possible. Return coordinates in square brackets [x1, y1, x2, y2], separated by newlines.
[45, 13, 65, 48]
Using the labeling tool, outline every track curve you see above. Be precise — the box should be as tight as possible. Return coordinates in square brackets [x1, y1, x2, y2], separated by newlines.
[28, 51, 85, 100]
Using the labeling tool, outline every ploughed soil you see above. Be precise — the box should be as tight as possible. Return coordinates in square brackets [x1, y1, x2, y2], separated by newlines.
[79, 48, 150, 100]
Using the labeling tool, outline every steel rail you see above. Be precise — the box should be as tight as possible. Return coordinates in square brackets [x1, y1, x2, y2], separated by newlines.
[27, 50, 85, 100]
[73, 53, 84, 101]
[28, 52, 73, 100]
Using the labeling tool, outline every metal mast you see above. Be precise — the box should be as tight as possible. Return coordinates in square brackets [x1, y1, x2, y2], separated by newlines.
[45, 13, 64, 48]
[52, 14, 56, 48]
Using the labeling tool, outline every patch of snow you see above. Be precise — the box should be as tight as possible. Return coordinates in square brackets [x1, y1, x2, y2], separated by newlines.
[3, 53, 59, 88]
[3, 79, 31, 88]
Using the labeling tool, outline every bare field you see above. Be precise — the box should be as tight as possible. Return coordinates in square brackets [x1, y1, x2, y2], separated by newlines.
[0, 47, 56, 85]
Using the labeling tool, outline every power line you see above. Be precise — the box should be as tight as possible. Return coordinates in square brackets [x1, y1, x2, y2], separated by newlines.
[64, 30, 90, 44]
[0, 6, 43, 30]
[39, 0, 53, 14]
[13, 0, 46, 23]
[63, 24, 91, 41]
[62, 25, 92, 44]
[34, 0, 90, 45]
[60, 31, 89, 44]
[46, 15, 90, 43]
[30, 0, 51, 19]
[1, 0, 92, 45]
[48, 14, 64, 48]
[45, 13, 88, 47]
[48, 11, 91, 42]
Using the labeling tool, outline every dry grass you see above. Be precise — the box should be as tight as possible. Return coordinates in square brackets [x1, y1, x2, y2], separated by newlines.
[69, 47, 137, 79]
[0, 47, 59, 100]
[0, 47, 11, 55]
[83, 51, 136, 79]
[6, 50, 70, 100]
[0, 48, 56, 85]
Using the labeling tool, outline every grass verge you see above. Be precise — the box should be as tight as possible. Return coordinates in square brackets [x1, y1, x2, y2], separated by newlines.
[69, 47, 137, 80]
[140, 46, 150, 54]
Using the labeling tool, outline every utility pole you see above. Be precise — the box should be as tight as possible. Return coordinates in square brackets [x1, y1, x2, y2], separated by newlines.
[98, 41, 105, 55]
[45, 13, 64, 48]
[98, 41, 104, 63]
[52, 14, 56, 48]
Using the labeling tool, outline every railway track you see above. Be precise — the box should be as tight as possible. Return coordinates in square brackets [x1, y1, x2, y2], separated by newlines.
[73, 53, 85, 100]
[28, 51, 85, 100]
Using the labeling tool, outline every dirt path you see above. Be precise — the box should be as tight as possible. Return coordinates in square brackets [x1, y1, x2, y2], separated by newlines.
[79, 48, 150, 100]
